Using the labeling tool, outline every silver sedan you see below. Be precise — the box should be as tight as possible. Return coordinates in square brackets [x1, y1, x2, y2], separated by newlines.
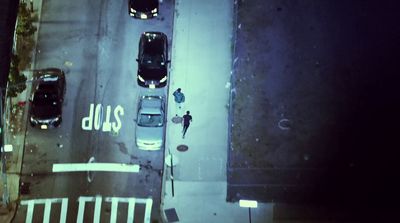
[135, 95, 165, 150]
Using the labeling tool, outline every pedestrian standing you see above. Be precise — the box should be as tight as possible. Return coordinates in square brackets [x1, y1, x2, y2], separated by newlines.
[182, 111, 192, 139]
[173, 88, 185, 116]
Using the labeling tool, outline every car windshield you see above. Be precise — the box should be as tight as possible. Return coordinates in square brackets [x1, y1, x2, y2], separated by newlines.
[138, 113, 163, 127]
[32, 92, 58, 106]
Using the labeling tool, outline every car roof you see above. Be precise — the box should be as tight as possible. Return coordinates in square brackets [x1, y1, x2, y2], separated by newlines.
[140, 96, 163, 114]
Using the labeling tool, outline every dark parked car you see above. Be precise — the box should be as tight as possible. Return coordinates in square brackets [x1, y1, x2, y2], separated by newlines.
[136, 32, 169, 88]
[129, 0, 159, 19]
[29, 68, 66, 129]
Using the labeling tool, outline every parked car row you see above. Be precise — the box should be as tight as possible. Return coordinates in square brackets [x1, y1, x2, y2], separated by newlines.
[131, 1, 169, 150]
[28, 1, 169, 152]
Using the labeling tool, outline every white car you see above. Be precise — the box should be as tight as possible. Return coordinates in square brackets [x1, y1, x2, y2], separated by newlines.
[135, 96, 165, 150]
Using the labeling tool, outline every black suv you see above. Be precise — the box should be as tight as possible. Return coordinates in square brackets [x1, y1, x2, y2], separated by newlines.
[136, 32, 169, 88]
[29, 68, 66, 129]
[129, 0, 159, 19]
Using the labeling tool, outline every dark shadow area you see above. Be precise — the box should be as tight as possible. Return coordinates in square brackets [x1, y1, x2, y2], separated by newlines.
[0, 0, 18, 90]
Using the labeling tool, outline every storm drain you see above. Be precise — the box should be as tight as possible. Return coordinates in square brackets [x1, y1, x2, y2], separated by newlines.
[171, 116, 183, 124]
[164, 208, 179, 222]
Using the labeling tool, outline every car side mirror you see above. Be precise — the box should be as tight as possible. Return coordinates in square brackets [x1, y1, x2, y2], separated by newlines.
[167, 60, 171, 63]
[136, 59, 139, 62]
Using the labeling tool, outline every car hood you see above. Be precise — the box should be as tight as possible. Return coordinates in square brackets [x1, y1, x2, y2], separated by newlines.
[31, 104, 60, 119]
[136, 125, 164, 142]
[130, 0, 158, 12]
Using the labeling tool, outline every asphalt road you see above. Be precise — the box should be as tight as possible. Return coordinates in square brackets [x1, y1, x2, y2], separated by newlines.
[13, 0, 174, 222]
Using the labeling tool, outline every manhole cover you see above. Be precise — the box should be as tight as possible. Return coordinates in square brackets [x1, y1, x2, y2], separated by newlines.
[278, 118, 291, 130]
[177, 144, 188, 152]
[172, 116, 183, 124]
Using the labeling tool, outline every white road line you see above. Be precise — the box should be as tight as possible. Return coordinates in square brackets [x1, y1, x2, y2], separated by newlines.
[127, 198, 136, 223]
[105, 197, 148, 203]
[60, 198, 68, 223]
[25, 200, 34, 223]
[110, 197, 119, 223]
[21, 198, 64, 204]
[93, 196, 102, 223]
[144, 198, 153, 223]
[43, 199, 52, 223]
[52, 163, 140, 172]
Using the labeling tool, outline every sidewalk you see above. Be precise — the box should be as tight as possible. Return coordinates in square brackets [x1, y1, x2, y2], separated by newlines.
[0, 0, 43, 222]
[162, 0, 273, 222]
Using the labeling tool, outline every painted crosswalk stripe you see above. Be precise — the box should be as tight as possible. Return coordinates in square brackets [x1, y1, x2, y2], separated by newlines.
[110, 197, 119, 223]
[127, 198, 136, 223]
[94, 196, 102, 223]
[25, 200, 34, 223]
[105, 197, 153, 223]
[43, 199, 52, 223]
[76, 196, 102, 223]
[21, 196, 152, 222]
[60, 198, 68, 223]
[76, 196, 93, 223]
[144, 198, 153, 223]
[21, 198, 67, 223]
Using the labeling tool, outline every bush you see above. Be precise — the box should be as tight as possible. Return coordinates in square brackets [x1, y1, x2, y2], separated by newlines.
[7, 54, 27, 98]
[16, 2, 37, 37]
